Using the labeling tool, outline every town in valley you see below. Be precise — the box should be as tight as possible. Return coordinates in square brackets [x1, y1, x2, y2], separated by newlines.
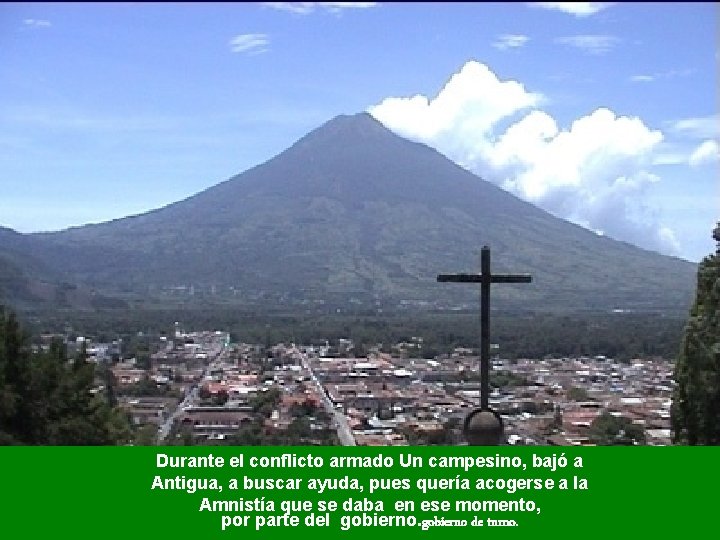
[51, 322, 670, 447]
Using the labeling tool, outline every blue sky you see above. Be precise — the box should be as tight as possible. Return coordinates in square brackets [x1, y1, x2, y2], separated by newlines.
[1, 2, 717, 261]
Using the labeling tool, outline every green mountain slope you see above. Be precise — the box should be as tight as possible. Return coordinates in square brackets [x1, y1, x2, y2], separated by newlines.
[0, 227, 125, 310]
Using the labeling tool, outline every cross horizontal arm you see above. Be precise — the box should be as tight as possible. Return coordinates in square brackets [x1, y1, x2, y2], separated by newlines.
[437, 273, 532, 283]
[437, 273, 480, 283]
[491, 274, 532, 283]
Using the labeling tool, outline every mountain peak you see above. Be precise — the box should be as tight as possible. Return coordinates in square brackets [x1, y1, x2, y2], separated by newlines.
[322, 111, 384, 130]
[290, 112, 394, 151]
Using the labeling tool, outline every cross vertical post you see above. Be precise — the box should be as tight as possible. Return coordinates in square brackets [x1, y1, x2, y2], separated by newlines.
[480, 246, 490, 410]
[437, 245, 532, 445]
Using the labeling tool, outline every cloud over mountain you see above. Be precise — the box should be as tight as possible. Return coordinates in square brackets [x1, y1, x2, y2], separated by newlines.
[369, 61, 680, 255]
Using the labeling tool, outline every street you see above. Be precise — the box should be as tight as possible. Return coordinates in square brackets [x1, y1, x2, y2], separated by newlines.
[300, 353, 356, 446]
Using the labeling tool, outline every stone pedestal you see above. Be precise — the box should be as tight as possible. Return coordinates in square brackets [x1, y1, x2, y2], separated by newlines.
[463, 408, 504, 446]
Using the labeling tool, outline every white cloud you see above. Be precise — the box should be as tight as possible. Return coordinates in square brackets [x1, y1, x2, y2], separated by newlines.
[652, 152, 687, 166]
[529, 2, 615, 17]
[555, 35, 620, 55]
[23, 18, 51, 28]
[261, 2, 377, 14]
[663, 68, 695, 78]
[670, 115, 720, 139]
[262, 2, 314, 14]
[370, 61, 541, 141]
[630, 74, 654, 83]
[493, 34, 530, 50]
[689, 140, 720, 167]
[319, 2, 377, 12]
[370, 61, 680, 256]
[229, 33, 270, 54]
[630, 68, 695, 84]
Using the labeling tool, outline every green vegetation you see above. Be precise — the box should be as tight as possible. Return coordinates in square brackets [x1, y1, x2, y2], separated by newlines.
[490, 370, 529, 387]
[672, 224, 720, 445]
[567, 387, 590, 401]
[589, 412, 645, 446]
[0, 307, 130, 445]
[117, 375, 182, 399]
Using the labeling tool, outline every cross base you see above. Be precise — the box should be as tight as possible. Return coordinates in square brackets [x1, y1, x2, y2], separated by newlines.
[463, 408, 504, 445]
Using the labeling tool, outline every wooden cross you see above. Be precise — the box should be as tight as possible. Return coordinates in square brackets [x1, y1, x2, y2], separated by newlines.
[438, 246, 531, 411]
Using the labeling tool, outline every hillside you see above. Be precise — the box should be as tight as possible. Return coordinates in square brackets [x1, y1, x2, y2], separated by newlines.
[0, 227, 126, 310]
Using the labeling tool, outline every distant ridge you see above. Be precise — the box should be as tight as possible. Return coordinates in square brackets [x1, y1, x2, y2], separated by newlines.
[0, 227, 125, 309]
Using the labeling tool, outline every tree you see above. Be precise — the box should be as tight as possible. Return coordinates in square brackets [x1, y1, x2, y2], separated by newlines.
[672, 223, 720, 445]
[250, 387, 280, 416]
[213, 389, 229, 406]
[567, 386, 589, 402]
[590, 412, 645, 446]
[289, 398, 317, 418]
[0, 310, 30, 444]
[132, 424, 159, 446]
[0, 308, 131, 445]
[286, 416, 312, 443]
